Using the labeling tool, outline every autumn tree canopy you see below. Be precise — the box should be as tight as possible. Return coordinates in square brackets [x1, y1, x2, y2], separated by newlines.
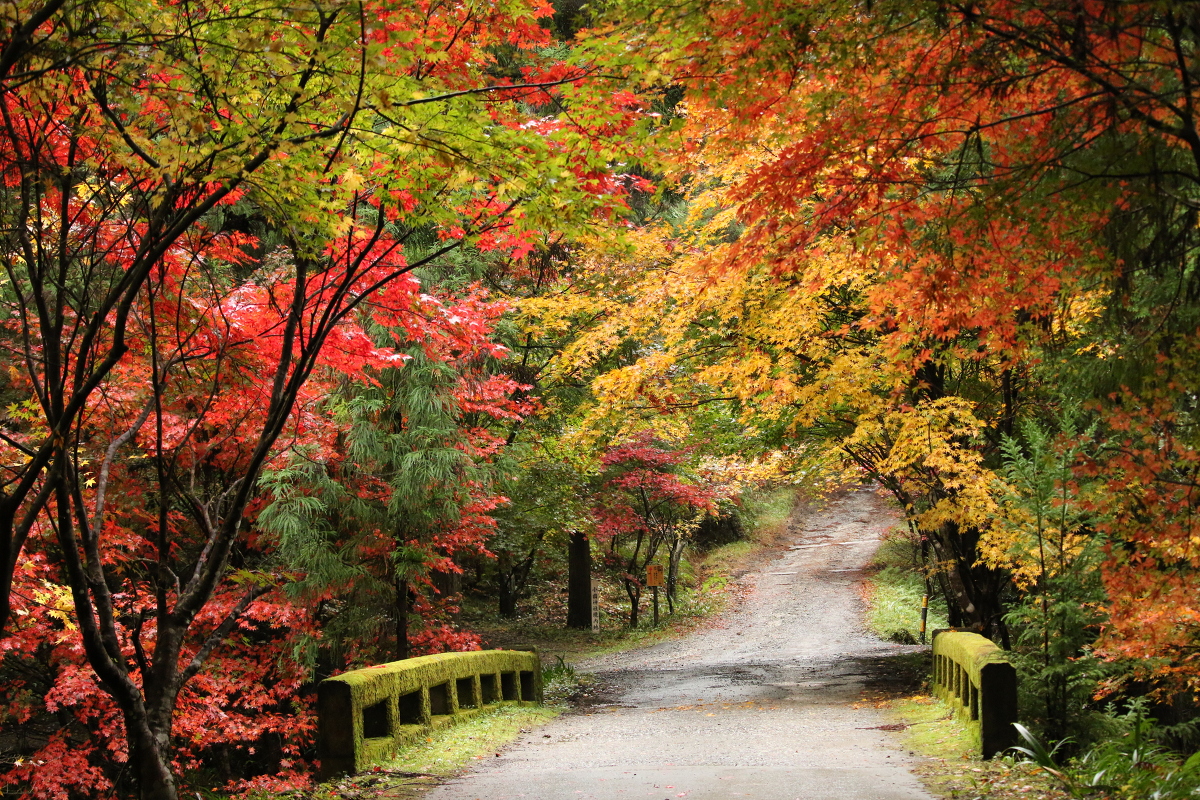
[545, 0, 1200, 679]
[10, 0, 1200, 796]
[0, 0, 651, 797]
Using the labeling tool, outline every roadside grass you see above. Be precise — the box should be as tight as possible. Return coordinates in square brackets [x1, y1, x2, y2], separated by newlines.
[863, 529, 949, 644]
[883, 695, 1069, 800]
[698, 540, 752, 577]
[384, 705, 561, 776]
[309, 705, 561, 800]
[862, 532, 1069, 800]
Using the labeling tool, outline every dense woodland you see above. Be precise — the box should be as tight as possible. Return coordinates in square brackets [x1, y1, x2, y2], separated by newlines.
[3, 0, 1200, 797]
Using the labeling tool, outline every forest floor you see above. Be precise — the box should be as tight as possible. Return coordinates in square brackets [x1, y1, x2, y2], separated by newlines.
[316, 487, 1061, 800]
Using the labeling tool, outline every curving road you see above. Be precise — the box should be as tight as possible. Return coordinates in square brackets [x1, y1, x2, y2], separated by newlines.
[428, 488, 934, 800]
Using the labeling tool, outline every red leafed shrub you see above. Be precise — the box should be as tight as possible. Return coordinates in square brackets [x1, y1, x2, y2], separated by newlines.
[593, 434, 720, 627]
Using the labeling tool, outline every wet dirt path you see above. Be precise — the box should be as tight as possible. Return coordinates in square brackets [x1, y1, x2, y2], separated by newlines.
[427, 488, 934, 800]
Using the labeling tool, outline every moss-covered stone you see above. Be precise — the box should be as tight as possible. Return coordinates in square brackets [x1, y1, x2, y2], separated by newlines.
[931, 630, 1018, 759]
[318, 649, 542, 779]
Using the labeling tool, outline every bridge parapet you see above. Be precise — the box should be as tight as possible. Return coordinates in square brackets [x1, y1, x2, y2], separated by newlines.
[318, 648, 542, 779]
[931, 630, 1018, 758]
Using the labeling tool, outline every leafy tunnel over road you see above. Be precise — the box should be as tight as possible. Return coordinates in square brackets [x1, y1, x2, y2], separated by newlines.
[426, 488, 936, 800]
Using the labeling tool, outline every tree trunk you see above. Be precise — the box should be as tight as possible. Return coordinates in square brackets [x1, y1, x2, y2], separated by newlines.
[496, 551, 519, 618]
[494, 534, 544, 619]
[396, 577, 409, 660]
[566, 531, 592, 629]
[624, 579, 641, 628]
[133, 732, 179, 800]
[666, 535, 686, 614]
[431, 567, 462, 623]
[118, 683, 180, 800]
[934, 521, 1010, 644]
[497, 572, 518, 618]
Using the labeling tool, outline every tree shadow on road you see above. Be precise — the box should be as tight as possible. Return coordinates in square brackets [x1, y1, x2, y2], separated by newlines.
[845, 650, 930, 700]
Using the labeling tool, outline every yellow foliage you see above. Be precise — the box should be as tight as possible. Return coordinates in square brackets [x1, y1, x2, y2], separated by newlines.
[980, 485, 1095, 590]
[31, 580, 78, 638]
[520, 97, 1013, 544]
[846, 397, 1001, 534]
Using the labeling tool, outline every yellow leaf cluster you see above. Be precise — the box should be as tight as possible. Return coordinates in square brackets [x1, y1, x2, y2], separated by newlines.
[30, 580, 78, 637]
[847, 397, 1000, 533]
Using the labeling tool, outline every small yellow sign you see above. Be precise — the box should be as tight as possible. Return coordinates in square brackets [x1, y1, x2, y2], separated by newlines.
[646, 564, 665, 587]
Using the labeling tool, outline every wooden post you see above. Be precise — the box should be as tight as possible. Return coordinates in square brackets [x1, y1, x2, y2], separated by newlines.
[567, 531, 593, 629]
[590, 579, 601, 632]
[646, 565, 664, 626]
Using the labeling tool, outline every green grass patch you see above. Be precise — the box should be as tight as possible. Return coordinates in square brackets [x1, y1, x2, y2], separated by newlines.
[384, 705, 560, 776]
[311, 706, 562, 800]
[699, 540, 753, 579]
[866, 565, 949, 644]
[741, 486, 799, 542]
[882, 696, 1070, 800]
[889, 695, 975, 761]
[864, 533, 949, 644]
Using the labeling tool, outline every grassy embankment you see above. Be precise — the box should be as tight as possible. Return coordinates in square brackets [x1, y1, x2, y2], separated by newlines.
[861, 526, 1066, 800]
[308, 486, 800, 799]
[465, 485, 798, 662]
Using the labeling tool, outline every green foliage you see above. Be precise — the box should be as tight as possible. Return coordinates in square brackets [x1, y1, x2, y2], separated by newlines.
[1011, 723, 1078, 792]
[484, 443, 595, 617]
[993, 414, 1108, 743]
[259, 334, 508, 663]
[1012, 706, 1200, 800]
[867, 566, 949, 645]
[542, 654, 577, 684]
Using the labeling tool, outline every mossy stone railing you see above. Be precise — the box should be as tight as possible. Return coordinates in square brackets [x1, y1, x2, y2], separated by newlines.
[317, 648, 542, 779]
[931, 630, 1018, 759]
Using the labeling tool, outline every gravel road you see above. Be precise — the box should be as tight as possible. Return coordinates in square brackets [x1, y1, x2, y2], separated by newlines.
[428, 487, 934, 800]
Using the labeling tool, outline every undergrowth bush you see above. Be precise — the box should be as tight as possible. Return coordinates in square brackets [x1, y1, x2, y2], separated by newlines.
[541, 656, 581, 705]
[993, 416, 1110, 745]
[1013, 704, 1200, 800]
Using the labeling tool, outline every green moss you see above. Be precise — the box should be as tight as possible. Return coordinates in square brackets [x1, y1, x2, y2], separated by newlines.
[384, 705, 560, 776]
[327, 650, 540, 697]
[318, 649, 542, 778]
[932, 631, 1019, 757]
[311, 706, 562, 800]
[933, 631, 1008, 685]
